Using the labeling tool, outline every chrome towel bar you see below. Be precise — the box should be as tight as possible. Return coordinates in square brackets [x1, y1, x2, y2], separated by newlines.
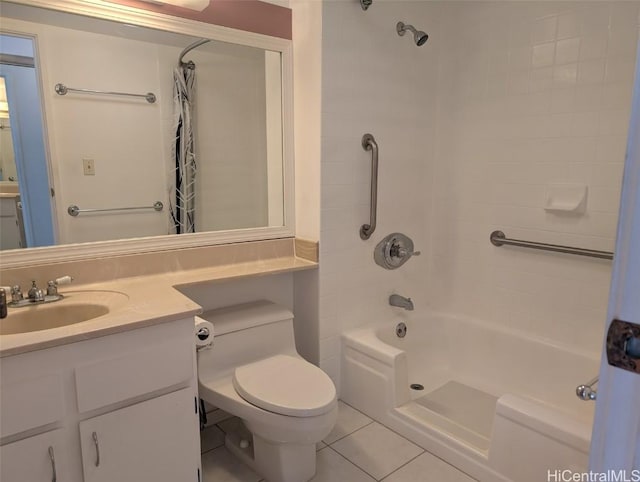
[490, 230, 614, 260]
[68, 201, 164, 217]
[55, 83, 156, 103]
[360, 133, 378, 240]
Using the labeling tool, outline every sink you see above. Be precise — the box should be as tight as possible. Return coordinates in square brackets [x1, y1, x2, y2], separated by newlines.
[0, 290, 129, 335]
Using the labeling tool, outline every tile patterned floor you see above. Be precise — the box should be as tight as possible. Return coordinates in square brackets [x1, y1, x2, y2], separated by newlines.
[200, 401, 476, 482]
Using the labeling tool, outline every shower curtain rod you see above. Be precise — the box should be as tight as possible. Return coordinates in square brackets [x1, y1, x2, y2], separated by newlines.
[178, 39, 211, 68]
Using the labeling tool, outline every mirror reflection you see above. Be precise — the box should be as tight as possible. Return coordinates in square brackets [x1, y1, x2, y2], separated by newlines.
[0, 4, 286, 250]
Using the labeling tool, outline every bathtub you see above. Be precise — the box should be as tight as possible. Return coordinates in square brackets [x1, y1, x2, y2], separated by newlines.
[341, 312, 599, 482]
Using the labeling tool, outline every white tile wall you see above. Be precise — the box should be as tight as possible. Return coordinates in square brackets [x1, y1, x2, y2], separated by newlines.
[319, 1, 639, 387]
[319, 1, 442, 388]
[428, 1, 638, 355]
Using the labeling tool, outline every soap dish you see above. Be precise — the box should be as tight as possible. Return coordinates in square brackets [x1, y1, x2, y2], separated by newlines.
[544, 183, 588, 214]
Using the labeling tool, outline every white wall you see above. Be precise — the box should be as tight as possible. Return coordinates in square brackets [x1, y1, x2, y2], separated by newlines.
[290, 0, 323, 365]
[292, 0, 322, 241]
[318, 0, 441, 387]
[429, 1, 638, 356]
[190, 42, 270, 232]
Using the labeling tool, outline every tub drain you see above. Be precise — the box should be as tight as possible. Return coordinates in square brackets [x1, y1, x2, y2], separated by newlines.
[410, 383, 424, 391]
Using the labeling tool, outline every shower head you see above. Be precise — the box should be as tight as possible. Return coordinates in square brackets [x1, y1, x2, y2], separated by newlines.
[360, 0, 372, 10]
[396, 21, 428, 46]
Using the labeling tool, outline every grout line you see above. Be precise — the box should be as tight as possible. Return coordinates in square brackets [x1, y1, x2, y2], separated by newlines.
[326, 445, 379, 481]
[200, 444, 226, 456]
[338, 399, 371, 416]
[358, 419, 424, 454]
[324, 419, 375, 446]
[200, 444, 223, 456]
[378, 450, 425, 481]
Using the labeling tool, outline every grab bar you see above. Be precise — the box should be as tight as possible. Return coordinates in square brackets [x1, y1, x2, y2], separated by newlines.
[55, 83, 156, 104]
[576, 376, 598, 401]
[360, 133, 378, 240]
[68, 201, 164, 217]
[490, 230, 613, 260]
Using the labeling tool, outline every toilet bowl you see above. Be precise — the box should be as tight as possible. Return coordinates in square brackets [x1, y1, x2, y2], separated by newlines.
[196, 301, 337, 482]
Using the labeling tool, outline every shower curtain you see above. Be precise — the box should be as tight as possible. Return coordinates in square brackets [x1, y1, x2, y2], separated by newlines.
[170, 65, 197, 234]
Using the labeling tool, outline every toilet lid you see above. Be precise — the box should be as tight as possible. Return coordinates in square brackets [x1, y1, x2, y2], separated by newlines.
[233, 355, 336, 417]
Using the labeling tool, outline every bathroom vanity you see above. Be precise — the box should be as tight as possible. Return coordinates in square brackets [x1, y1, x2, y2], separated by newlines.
[0, 318, 200, 482]
[0, 237, 317, 482]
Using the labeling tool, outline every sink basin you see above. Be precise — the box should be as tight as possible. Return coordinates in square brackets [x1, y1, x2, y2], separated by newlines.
[0, 290, 129, 335]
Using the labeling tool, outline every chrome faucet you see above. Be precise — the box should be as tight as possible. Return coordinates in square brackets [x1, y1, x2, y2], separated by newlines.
[28, 280, 46, 302]
[4, 276, 73, 308]
[389, 294, 414, 311]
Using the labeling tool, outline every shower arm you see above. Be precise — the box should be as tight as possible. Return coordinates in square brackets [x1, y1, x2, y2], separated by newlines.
[178, 38, 211, 67]
[401, 24, 417, 34]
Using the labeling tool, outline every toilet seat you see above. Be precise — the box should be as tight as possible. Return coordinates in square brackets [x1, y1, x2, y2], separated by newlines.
[233, 354, 336, 418]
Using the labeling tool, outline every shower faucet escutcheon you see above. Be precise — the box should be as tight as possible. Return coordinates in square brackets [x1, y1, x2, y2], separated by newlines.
[374, 233, 421, 270]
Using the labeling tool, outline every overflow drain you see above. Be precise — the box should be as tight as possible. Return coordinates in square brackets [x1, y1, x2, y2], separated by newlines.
[410, 383, 425, 391]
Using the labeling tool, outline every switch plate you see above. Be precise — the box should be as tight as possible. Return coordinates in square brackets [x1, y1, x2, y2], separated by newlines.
[83, 158, 95, 176]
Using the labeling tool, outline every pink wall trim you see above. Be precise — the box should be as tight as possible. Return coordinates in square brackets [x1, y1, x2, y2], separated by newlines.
[110, 0, 292, 40]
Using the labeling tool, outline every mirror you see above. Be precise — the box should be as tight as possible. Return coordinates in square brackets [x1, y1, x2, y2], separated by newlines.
[0, 1, 293, 262]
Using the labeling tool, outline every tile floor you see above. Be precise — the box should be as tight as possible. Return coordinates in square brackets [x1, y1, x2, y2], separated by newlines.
[200, 401, 476, 482]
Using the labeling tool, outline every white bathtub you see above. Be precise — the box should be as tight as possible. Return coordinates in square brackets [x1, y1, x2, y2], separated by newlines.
[341, 312, 599, 482]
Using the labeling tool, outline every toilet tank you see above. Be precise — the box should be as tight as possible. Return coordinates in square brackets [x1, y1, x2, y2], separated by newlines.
[196, 300, 298, 380]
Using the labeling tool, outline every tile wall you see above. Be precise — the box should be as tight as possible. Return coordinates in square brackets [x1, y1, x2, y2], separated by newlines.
[319, 1, 441, 387]
[428, 1, 639, 354]
[318, 1, 639, 387]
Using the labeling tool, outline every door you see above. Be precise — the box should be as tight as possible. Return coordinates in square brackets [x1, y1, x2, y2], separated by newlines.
[78, 388, 200, 482]
[0, 33, 55, 248]
[589, 44, 640, 470]
[0, 429, 69, 482]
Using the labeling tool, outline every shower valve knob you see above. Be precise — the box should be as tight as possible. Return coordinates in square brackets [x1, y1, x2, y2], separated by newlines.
[396, 247, 421, 259]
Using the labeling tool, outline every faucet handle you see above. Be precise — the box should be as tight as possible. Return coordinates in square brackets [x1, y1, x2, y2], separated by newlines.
[47, 276, 73, 297]
[397, 247, 421, 258]
[10, 285, 23, 302]
[55, 276, 73, 286]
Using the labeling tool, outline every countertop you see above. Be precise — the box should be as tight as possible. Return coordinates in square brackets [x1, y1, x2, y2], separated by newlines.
[0, 254, 317, 357]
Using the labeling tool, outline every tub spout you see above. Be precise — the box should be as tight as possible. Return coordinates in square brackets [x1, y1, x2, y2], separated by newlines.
[389, 294, 414, 311]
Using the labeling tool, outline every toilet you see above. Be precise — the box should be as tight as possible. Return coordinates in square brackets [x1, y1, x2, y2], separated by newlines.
[196, 300, 338, 482]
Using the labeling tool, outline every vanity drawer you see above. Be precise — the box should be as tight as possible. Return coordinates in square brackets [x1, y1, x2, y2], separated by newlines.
[75, 340, 193, 413]
[0, 374, 65, 438]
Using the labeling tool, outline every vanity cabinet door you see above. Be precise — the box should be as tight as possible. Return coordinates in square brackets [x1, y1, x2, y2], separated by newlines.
[79, 388, 200, 482]
[0, 429, 69, 482]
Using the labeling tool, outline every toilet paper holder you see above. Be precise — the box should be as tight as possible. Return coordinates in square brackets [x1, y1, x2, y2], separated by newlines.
[196, 326, 210, 341]
[194, 316, 214, 351]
